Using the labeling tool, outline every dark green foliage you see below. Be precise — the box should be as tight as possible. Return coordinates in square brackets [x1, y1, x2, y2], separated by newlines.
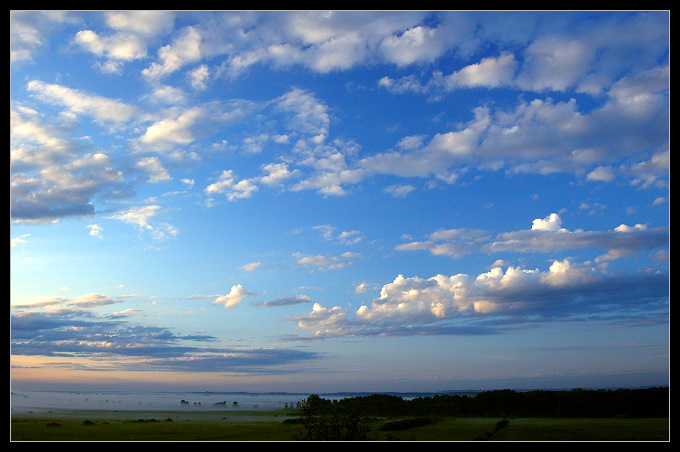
[289, 388, 667, 441]
[293, 394, 372, 441]
[296, 387, 668, 420]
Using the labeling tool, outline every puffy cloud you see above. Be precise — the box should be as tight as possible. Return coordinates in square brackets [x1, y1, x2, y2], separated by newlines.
[108, 205, 161, 230]
[142, 25, 203, 79]
[531, 213, 565, 232]
[188, 64, 210, 90]
[11, 234, 31, 247]
[397, 213, 668, 262]
[356, 273, 472, 322]
[312, 225, 363, 245]
[10, 105, 134, 223]
[291, 165, 367, 197]
[474, 265, 542, 294]
[379, 60, 668, 180]
[260, 11, 427, 73]
[241, 262, 262, 272]
[515, 36, 595, 92]
[540, 259, 598, 287]
[205, 170, 259, 201]
[377, 74, 429, 95]
[10, 11, 76, 63]
[168, 11, 669, 86]
[143, 84, 189, 105]
[359, 107, 490, 178]
[354, 282, 369, 294]
[378, 12, 667, 96]
[373, 14, 667, 181]
[274, 88, 330, 143]
[25, 22, 659, 212]
[444, 51, 518, 89]
[395, 226, 490, 258]
[138, 106, 208, 148]
[213, 284, 257, 308]
[490, 219, 667, 261]
[87, 224, 103, 238]
[379, 25, 448, 66]
[12, 293, 121, 315]
[105, 10, 175, 37]
[26, 80, 137, 123]
[11, 151, 126, 222]
[107, 205, 178, 240]
[259, 162, 298, 186]
[370, 262, 664, 324]
[192, 88, 363, 201]
[69, 293, 119, 309]
[135, 156, 171, 183]
[293, 252, 361, 271]
[135, 11, 478, 79]
[376, 64, 668, 180]
[73, 11, 175, 69]
[587, 166, 617, 182]
[203, 161, 300, 203]
[287, 258, 667, 340]
[383, 184, 417, 198]
[74, 29, 147, 61]
[629, 149, 669, 189]
[290, 303, 348, 337]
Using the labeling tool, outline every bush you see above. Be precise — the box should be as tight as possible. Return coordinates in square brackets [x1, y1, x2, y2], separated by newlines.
[293, 395, 372, 441]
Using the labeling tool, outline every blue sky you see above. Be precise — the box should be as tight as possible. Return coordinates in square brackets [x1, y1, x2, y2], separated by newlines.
[11, 10, 669, 393]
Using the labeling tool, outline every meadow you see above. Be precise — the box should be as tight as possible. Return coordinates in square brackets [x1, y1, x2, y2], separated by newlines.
[11, 411, 668, 441]
[11, 388, 669, 441]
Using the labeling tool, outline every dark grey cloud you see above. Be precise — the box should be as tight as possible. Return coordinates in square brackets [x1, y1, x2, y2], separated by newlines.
[130, 348, 323, 374]
[254, 295, 312, 307]
[11, 301, 322, 373]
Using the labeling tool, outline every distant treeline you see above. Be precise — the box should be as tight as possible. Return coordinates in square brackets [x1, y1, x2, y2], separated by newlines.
[303, 387, 668, 418]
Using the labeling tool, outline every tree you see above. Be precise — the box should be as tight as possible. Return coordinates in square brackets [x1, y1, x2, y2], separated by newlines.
[293, 395, 372, 441]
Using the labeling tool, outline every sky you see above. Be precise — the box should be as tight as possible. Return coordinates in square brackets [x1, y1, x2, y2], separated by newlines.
[10, 10, 669, 394]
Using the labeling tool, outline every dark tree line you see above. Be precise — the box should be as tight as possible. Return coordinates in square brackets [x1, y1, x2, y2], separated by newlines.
[300, 387, 668, 419]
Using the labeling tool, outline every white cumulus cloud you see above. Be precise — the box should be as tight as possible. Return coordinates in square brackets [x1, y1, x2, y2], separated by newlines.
[213, 284, 258, 308]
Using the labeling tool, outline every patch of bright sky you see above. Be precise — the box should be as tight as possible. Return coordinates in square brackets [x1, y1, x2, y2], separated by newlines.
[11, 10, 668, 392]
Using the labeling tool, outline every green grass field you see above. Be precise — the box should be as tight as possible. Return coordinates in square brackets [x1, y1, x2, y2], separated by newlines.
[408, 417, 668, 441]
[11, 414, 298, 441]
[11, 413, 669, 441]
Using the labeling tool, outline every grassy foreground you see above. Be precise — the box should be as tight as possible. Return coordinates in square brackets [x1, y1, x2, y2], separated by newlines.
[11, 411, 669, 441]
